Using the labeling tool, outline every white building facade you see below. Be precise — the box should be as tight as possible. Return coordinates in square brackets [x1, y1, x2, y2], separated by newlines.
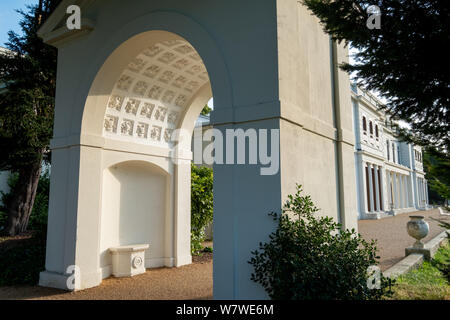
[352, 84, 429, 220]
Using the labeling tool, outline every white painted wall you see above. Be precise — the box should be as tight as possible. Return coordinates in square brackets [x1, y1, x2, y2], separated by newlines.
[99, 161, 168, 278]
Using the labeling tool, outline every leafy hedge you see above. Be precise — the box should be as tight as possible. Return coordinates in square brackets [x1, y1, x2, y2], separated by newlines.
[0, 230, 47, 286]
[0, 170, 49, 233]
[249, 185, 393, 300]
[0, 170, 49, 285]
[191, 164, 213, 254]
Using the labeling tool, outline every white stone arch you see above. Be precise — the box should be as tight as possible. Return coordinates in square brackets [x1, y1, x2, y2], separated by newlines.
[82, 30, 217, 281]
[81, 32, 217, 284]
[41, 12, 232, 291]
[75, 11, 233, 140]
[39, 2, 358, 299]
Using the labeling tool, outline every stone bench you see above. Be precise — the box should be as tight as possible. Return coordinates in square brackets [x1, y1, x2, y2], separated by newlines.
[109, 244, 149, 277]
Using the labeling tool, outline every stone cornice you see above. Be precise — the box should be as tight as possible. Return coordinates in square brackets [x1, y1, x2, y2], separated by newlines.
[37, 0, 96, 46]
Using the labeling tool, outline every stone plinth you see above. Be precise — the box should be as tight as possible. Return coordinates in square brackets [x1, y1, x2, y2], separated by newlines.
[109, 244, 149, 277]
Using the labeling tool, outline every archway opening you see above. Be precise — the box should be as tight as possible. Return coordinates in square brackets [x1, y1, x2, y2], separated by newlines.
[91, 32, 216, 298]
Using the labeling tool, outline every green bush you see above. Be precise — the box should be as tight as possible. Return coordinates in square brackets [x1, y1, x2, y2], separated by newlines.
[0, 169, 50, 232]
[431, 243, 450, 283]
[0, 170, 49, 285]
[0, 230, 47, 286]
[200, 104, 212, 116]
[249, 185, 393, 300]
[28, 170, 50, 232]
[191, 164, 213, 254]
[0, 173, 19, 229]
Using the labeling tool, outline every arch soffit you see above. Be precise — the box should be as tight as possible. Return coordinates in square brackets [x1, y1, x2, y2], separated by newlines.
[78, 11, 232, 142]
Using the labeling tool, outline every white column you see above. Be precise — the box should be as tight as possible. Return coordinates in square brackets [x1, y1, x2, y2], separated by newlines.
[407, 175, 413, 207]
[422, 179, 426, 208]
[386, 170, 391, 211]
[379, 167, 386, 211]
[419, 178, 423, 207]
[425, 180, 429, 207]
[360, 160, 368, 216]
[404, 175, 410, 207]
[402, 175, 407, 208]
[373, 165, 380, 212]
[39, 145, 103, 290]
[367, 163, 374, 213]
[174, 160, 193, 267]
[393, 173, 399, 209]
[420, 179, 425, 208]
[403, 175, 407, 208]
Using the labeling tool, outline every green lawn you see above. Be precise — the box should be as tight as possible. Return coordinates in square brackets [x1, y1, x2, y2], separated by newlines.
[389, 243, 450, 300]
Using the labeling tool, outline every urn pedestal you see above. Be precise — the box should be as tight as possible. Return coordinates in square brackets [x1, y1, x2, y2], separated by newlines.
[109, 244, 149, 277]
[407, 216, 429, 249]
[405, 216, 431, 259]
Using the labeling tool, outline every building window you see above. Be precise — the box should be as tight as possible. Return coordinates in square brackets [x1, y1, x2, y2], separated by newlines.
[378, 169, 383, 211]
[372, 167, 377, 211]
[365, 166, 371, 212]
[369, 121, 373, 135]
[387, 140, 390, 160]
[375, 125, 379, 138]
[392, 144, 396, 163]
[362, 116, 367, 133]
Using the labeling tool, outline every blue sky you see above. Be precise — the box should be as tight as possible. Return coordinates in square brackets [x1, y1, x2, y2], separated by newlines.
[0, 0, 36, 47]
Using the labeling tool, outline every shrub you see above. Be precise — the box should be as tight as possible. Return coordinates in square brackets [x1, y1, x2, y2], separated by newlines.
[0, 173, 19, 230]
[249, 185, 393, 300]
[0, 169, 49, 285]
[28, 170, 50, 232]
[0, 230, 47, 286]
[191, 164, 213, 254]
[0, 169, 50, 233]
[431, 243, 450, 283]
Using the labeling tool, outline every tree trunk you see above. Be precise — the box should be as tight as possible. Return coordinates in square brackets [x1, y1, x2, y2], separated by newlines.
[2, 161, 42, 236]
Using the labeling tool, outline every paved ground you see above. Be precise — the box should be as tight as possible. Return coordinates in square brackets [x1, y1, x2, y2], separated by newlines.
[0, 209, 448, 300]
[358, 208, 449, 271]
[0, 254, 213, 300]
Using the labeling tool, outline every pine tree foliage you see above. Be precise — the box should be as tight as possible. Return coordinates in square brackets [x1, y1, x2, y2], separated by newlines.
[302, 0, 450, 150]
[424, 148, 450, 205]
[0, 0, 61, 235]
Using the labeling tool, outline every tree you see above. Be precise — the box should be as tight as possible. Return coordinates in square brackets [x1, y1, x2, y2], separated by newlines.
[424, 148, 450, 206]
[0, 0, 61, 236]
[200, 104, 212, 116]
[302, 0, 450, 150]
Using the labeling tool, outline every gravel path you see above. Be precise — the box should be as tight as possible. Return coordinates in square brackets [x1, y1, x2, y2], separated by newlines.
[0, 254, 212, 300]
[1, 209, 447, 300]
[358, 208, 449, 271]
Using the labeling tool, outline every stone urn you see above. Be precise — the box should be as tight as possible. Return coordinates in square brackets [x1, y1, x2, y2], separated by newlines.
[407, 216, 429, 249]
